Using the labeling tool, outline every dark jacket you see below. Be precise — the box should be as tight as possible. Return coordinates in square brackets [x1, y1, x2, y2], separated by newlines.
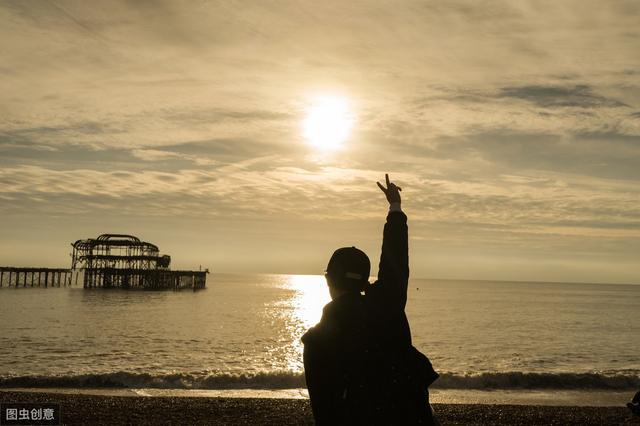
[302, 211, 438, 425]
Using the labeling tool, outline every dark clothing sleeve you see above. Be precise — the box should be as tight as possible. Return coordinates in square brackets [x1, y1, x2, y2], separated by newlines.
[373, 210, 409, 310]
[363, 210, 413, 351]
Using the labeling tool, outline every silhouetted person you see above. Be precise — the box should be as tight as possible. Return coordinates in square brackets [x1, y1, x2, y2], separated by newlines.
[302, 174, 439, 425]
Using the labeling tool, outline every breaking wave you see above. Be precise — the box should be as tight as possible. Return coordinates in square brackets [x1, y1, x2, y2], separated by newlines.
[1, 371, 639, 390]
[0, 371, 306, 390]
[434, 371, 640, 390]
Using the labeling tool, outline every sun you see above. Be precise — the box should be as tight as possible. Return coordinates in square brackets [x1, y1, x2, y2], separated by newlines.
[302, 96, 354, 150]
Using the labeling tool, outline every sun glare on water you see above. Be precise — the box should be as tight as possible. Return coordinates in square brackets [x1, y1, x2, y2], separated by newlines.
[302, 96, 354, 150]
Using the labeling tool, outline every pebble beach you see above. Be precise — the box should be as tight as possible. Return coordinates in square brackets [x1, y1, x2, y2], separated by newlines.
[1, 390, 637, 425]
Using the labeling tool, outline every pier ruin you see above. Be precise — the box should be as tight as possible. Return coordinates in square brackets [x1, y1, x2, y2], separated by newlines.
[71, 234, 207, 290]
[0, 234, 207, 290]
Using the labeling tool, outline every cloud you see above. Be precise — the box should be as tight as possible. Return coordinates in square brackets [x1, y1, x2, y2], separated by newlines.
[457, 129, 640, 180]
[497, 85, 629, 108]
[1, 163, 638, 237]
[130, 149, 191, 162]
[164, 108, 292, 124]
[159, 138, 297, 159]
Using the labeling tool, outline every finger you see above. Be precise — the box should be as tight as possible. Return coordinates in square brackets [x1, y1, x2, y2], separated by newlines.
[397, 186, 402, 191]
[376, 181, 386, 192]
[385, 173, 390, 186]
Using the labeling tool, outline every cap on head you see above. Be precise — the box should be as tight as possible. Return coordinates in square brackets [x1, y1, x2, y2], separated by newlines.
[326, 246, 370, 292]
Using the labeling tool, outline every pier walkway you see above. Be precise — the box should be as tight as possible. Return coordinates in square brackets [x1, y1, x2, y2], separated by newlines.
[0, 267, 73, 287]
[0, 266, 206, 290]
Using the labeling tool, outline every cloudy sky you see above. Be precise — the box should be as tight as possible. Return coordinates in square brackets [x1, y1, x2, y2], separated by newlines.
[1, 0, 639, 283]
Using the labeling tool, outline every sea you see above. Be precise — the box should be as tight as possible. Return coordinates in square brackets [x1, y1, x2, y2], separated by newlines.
[1, 274, 639, 406]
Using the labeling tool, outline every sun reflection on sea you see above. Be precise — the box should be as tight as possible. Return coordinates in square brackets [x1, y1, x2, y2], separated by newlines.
[288, 275, 330, 329]
[280, 274, 331, 372]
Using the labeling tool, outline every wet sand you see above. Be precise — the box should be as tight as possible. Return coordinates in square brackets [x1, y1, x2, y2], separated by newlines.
[1, 390, 636, 425]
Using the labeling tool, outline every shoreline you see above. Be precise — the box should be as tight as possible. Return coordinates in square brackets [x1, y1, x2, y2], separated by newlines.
[0, 387, 635, 407]
[2, 389, 637, 425]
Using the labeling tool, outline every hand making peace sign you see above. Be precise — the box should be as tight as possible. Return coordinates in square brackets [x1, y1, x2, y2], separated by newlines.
[377, 173, 402, 205]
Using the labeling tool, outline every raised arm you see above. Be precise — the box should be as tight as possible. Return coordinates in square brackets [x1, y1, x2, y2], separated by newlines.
[375, 174, 409, 310]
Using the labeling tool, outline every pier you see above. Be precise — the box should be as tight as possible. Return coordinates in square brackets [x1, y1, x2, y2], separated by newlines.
[0, 267, 206, 290]
[0, 234, 208, 291]
[0, 267, 73, 287]
[71, 234, 207, 290]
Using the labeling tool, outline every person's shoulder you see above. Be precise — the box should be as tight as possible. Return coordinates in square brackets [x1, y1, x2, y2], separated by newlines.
[302, 301, 335, 343]
[301, 326, 315, 344]
[302, 323, 329, 346]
